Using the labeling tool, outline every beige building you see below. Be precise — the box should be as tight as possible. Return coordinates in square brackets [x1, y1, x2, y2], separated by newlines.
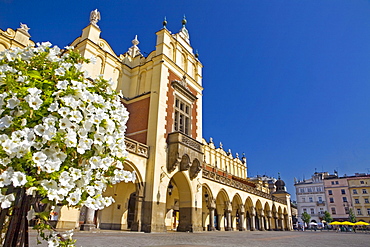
[347, 175, 370, 222]
[0, 10, 292, 232]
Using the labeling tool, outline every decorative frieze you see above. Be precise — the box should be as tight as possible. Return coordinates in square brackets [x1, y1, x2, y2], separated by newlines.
[202, 170, 286, 205]
[124, 137, 149, 158]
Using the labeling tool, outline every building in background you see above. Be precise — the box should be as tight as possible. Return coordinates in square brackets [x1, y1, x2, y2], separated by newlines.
[0, 10, 292, 232]
[323, 175, 352, 221]
[347, 174, 370, 222]
[294, 172, 329, 224]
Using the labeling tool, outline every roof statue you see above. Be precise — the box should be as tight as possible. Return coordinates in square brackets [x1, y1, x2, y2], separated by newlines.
[90, 9, 101, 28]
[19, 23, 30, 33]
[127, 35, 142, 57]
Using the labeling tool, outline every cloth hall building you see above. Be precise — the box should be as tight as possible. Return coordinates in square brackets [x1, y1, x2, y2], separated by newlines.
[0, 10, 292, 233]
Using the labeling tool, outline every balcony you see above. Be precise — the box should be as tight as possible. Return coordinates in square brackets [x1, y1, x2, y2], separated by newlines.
[167, 132, 203, 178]
[316, 201, 325, 206]
[125, 137, 149, 158]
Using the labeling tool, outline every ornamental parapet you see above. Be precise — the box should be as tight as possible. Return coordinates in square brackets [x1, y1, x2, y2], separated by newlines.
[202, 169, 286, 205]
[124, 137, 149, 158]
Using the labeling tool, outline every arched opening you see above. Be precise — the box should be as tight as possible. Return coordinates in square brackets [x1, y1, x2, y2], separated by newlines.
[202, 185, 215, 231]
[255, 200, 263, 231]
[165, 171, 193, 232]
[215, 190, 230, 231]
[231, 194, 243, 231]
[244, 197, 254, 231]
[264, 202, 271, 230]
[127, 192, 136, 228]
[98, 161, 143, 230]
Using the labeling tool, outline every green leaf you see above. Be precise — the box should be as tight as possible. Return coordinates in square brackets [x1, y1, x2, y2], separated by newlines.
[28, 70, 42, 79]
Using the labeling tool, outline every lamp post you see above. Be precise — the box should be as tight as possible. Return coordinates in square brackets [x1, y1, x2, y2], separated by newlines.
[168, 183, 174, 196]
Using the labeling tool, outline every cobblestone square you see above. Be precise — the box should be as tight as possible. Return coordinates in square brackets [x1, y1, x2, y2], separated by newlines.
[29, 230, 370, 247]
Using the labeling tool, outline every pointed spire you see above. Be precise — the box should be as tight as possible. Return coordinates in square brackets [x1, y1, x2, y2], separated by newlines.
[179, 15, 190, 42]
[132, 35, 139, 46]
[182, 15, 187, 27]
[163, 16, 168, 29]
[127, 35, 141, 57]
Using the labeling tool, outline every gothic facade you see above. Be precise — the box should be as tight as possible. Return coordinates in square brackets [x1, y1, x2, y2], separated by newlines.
[0, 11, 292, 232]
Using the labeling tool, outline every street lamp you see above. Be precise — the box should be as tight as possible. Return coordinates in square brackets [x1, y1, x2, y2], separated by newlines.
[204, 193, 209, 203]
[168, 183, 174, 196]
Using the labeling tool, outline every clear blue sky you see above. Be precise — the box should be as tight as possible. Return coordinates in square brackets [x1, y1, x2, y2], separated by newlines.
[2, 0, 370, 199]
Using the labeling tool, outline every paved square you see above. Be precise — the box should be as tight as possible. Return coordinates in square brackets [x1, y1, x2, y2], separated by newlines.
[29, 230, 370, 247]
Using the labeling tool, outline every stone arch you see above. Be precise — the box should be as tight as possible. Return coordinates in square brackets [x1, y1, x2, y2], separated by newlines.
[215, 189, 231, 231]
[231, 193, 243, 231]
[244, 197, 254, 231]
[165, 171, 194, 232]
[99, 160, 143, 230]
[255, 200, 263, 230]
[271, 204, 278, 230]
[277, 206, 283, 230]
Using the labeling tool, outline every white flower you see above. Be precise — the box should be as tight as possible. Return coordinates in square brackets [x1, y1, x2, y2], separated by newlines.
[84, 196, 102, 210]
[69, 168, 82, 181]
[24, 94, 43, 110]
[0, 115, 12, 129]
[26, 187, 37, 196]
[0, 170, 12, 187]
[64, 45, 74, 50]
[56, 80, 69, 90]
[86, 186, 95, 196]
[59, 118, 72, 129]
[70, 110, 83, 123]
[47, 102, 59, 112]
[0, 193, 15, 209]
[55, 67, 66, 76]
[58, 107, 70, 118]
[66, 190, 81, 206]
[40, 179, 58, 191]
[11, 171, 27, 187]
[27, 87, 42, 96]
[6, 97, 20, 109]
[32, 151, 47, 166]
[65, 129, 77, 147]
[89, 156, 101, 169]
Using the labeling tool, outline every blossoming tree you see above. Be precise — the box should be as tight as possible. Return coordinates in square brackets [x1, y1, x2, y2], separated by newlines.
[0, 42, 135, 246]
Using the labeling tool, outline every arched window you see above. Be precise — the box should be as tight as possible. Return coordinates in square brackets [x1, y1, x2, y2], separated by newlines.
[137, 71, 146, 94]
[181, 53, 187, 72]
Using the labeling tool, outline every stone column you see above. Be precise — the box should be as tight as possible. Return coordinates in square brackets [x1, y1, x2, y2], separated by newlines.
[279, 213, 284, 231]
[208, 199, 216, 231]
[266, 211, 272, 231]
[80, 207, 96, 231]
[250, 207, 256, 231]
[259, 210, 265, 231]
[238, 204, 245, 231]
[225, 201, 232, 231]
[273, 212, 278, 231]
